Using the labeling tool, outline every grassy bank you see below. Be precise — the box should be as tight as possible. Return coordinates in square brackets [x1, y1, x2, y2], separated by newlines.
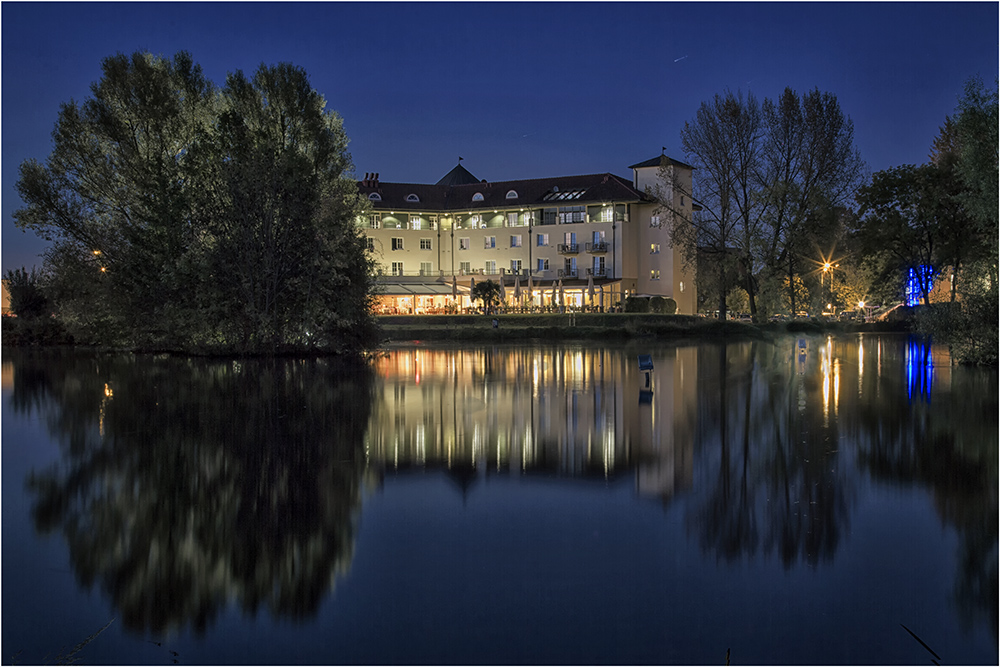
[377, 313, 911, 343]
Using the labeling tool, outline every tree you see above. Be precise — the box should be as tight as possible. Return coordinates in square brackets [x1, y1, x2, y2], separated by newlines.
[660, 87, 864, 321]
[674, 90, 763, 322]
[470, 280, 503, 313]
[15, 51, 215, 345]
[3, 267, 49, 319]
[190, 63, 376, 352]
[13, 51, 377, 353]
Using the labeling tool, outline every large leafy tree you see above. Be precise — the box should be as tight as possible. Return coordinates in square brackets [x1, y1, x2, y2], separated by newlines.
[15, 51, 214, 344]
[14, 51, 376, 353]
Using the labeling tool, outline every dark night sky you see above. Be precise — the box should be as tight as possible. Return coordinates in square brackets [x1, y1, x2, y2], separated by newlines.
[2, 1, 997, 271]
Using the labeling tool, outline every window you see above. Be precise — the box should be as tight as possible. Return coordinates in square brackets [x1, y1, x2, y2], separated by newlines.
[368, 213, 382, 229]
[592, 230, 605, 243]
[366, 238, 375, 252]
[484, 236, 496, 249]
[410, 215, 422, 230]
[420, 262, 433, 276]
[650, 269, 661, 280]
[368, 192, 382, 201]
[459, 237, 470, 250]
[485, 260, 496, 274]
[406, 193, 420, 202]
[537, 258, 549, 271]
[679, 281, 685, 292]
[681, 196, 686, 207]
[419, 238, 432, 250]
[507, 212, 518, 227]
[510, 259, 522, 273]
[472, 192, 484, 202]
[558, 205, 585, 224]
[592, 256, 606, 275]
[650, 243, 660, 254]
[391, 262, 404, 276]
[651, 215, 662, 228]
[537, 233, 549, 247]
[564, 232, 577, 245]
[505, 190, 518, 199]
[510, 235, 522, 248]
[392, 237, 404, 250]
[460, 261, 471, 274]
[601, 207, 614, 223]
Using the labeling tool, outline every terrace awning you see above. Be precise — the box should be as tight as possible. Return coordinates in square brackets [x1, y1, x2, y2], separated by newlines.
[378, 282, 469, 296]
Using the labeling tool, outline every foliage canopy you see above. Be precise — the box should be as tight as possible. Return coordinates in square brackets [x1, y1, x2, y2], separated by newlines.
[14, 51, 377, 354]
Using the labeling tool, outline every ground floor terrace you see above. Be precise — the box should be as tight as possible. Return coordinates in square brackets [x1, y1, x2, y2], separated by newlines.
[375, 275, 635, 315]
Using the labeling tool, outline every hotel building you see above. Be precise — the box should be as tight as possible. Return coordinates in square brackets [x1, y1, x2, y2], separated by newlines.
[357, 154, 697, 314]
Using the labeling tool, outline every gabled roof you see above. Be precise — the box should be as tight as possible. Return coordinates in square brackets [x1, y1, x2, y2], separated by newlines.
[358, 170, 651, 212]
[436, 163, 480, 186]
[629, 154, 695, 171]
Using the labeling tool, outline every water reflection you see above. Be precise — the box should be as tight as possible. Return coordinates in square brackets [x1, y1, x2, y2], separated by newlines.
[4, 335, 996, 647]
[7, 350, 374, 635]
[367, 345, 697, 500]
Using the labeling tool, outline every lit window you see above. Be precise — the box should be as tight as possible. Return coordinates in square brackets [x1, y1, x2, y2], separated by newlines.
[410, 215, 422, 230]
[679, 281, 685, 292]
[650, 243, 660, 254]
[651, 269, 661, 280]
[368, 213, 382, 229]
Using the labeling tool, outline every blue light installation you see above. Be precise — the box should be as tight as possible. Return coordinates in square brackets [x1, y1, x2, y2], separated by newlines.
[905, 265, 935, 306]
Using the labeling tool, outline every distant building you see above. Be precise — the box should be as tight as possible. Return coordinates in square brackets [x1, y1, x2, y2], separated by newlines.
[356, 155, 697, 314]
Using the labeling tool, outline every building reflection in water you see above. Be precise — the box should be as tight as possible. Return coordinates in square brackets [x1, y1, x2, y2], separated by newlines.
[366, 344, 698, 502]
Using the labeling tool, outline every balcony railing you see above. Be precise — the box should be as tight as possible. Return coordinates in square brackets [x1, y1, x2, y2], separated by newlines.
[558, 269, 578, 279]
[585, 241, 608, 253]
[557, 243, 579, 254]
[586, 267, 607, 278]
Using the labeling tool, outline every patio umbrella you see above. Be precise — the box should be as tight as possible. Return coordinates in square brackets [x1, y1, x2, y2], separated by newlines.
[499, 275, 506, 305]
[558, 278, 565, 311]
[513, 274, 522, 300]
[452, 275, 457, 299]
[527, 272, 533, 301]
[587, 273, 595, 306]
[551, 281, 557, 307]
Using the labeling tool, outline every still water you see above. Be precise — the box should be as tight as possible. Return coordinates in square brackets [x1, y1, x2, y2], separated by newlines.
[1, 335, 996, 665]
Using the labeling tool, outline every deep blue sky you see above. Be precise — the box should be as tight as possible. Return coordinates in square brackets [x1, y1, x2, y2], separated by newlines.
[3, 2, 997, 271]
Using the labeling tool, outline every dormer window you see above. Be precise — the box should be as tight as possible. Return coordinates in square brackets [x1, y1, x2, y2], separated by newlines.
[368, 193, 382, 201]
[505, 190, 518, 199]
[405, 194, 420, 202]
[472, 192, 484, 202]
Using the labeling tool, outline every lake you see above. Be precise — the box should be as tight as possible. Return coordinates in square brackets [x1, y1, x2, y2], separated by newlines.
[1, 334, 996, 665]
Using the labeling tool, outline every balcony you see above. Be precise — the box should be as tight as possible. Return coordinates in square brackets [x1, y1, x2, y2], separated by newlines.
[558, 268, 578, 279]
[586, 267, 607, 278]
[585, 241, 608, 253]
[557, 243, 579, 255]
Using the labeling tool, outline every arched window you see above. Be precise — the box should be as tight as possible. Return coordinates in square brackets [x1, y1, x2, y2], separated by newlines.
[472, 192, 484, 202]
[405, 194, 419, 202]
[369, 192, 382, 201]
[506, 190, 518, 199]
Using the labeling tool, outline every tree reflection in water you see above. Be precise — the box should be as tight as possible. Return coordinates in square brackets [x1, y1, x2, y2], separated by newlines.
[11, 349, 374, 636]
[7, 336, 996, 648]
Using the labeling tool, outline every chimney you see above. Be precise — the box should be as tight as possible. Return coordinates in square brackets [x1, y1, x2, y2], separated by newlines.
[374, 173, 379, 187]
